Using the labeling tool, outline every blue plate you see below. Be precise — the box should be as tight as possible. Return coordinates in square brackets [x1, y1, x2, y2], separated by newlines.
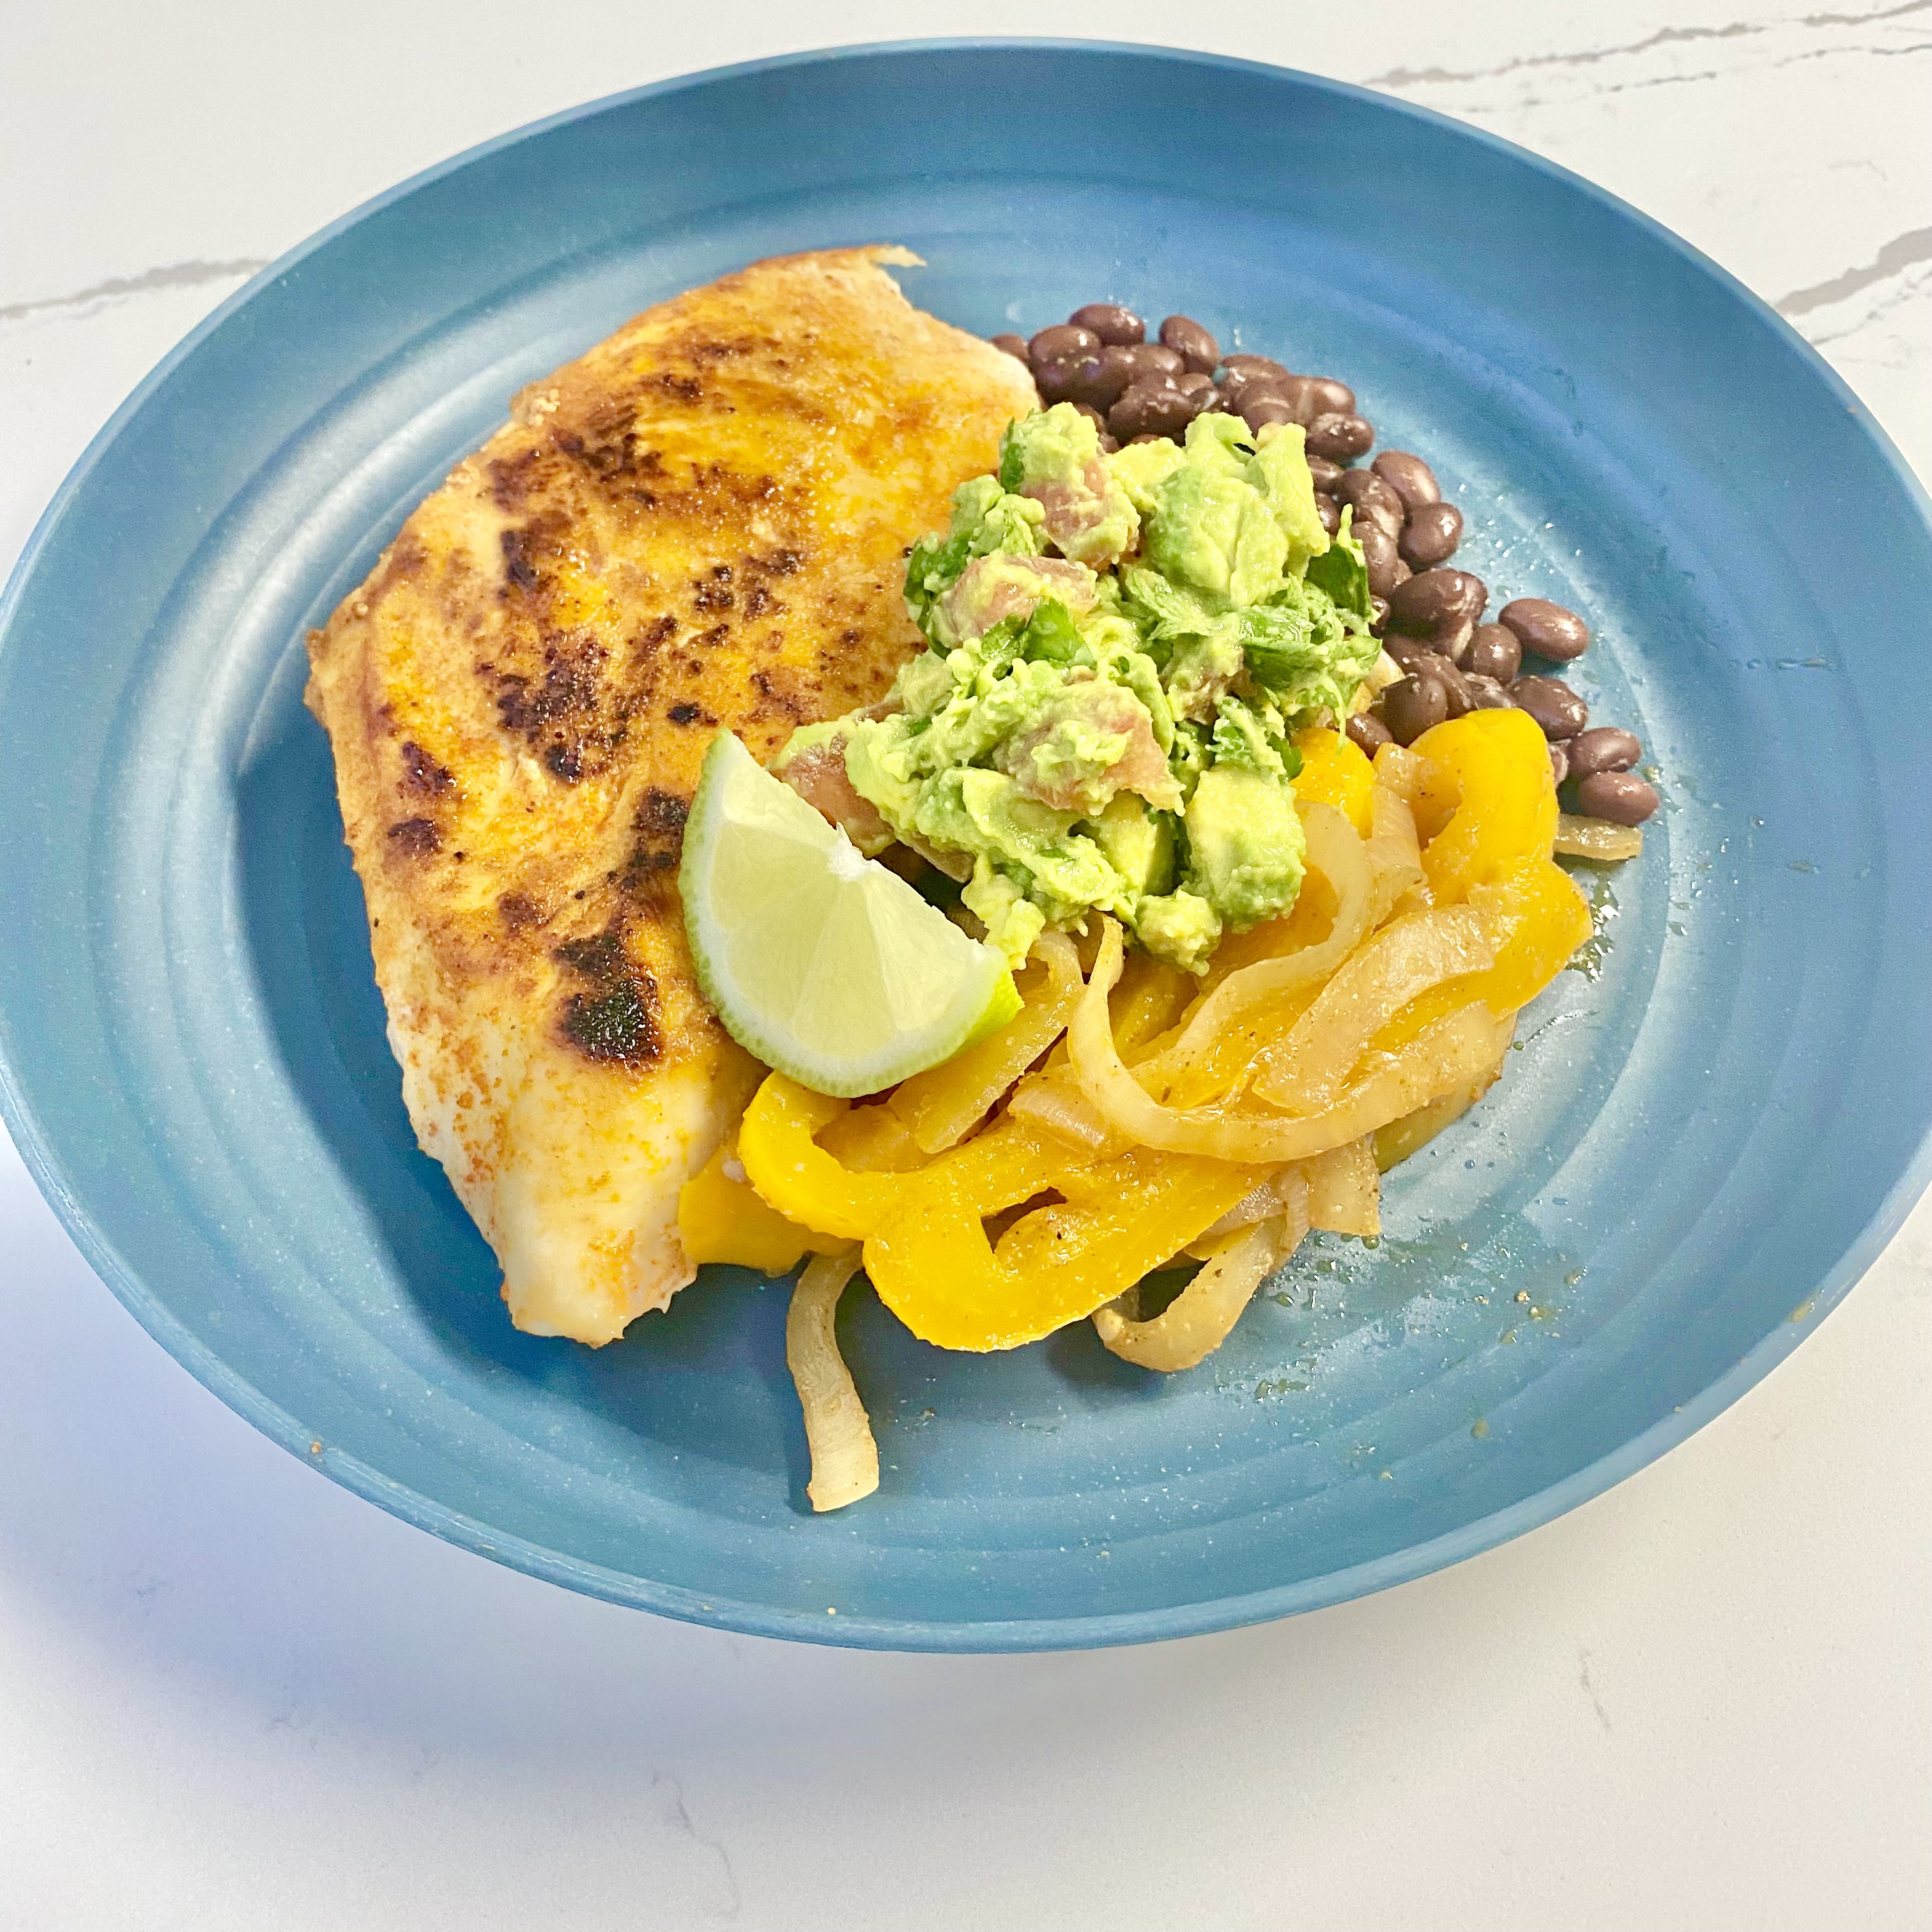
[3, 43, 1929, 1651]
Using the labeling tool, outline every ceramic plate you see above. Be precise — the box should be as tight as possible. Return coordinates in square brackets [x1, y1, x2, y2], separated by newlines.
[3, 42, 1929, 1649]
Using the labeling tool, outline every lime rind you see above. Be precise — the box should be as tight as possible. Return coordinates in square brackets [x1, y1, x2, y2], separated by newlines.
[682, 733, 1018, 1098]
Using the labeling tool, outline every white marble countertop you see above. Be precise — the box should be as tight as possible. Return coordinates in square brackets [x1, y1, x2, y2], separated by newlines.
[3, 5, 1928, 1927]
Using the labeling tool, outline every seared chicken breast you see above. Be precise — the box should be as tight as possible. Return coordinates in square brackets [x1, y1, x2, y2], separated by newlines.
[305, 246, 1036, 1344]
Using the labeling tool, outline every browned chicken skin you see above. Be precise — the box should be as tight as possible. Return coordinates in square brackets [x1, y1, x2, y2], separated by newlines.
[304, 246, 1036, 1343]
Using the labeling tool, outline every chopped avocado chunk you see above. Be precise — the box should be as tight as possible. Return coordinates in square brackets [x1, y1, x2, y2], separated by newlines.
[998, 403, 1139, 567]
[962, 861, 1048, 966]
[1136, 889, 1223, 975]
[1108, 436, 1187, 516]
[1183, 764, 1307, 931]
[1162, 624, 1245, 726]
[1088, 793, 1177, 900]
[887, 648, 955, 718]
[1246, 423, 1331, 576]
[1144, 436, 1288, 609]
[913, 769, 1123, 928]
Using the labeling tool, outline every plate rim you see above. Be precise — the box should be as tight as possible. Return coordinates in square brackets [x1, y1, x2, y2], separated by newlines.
[4, 36, 1931, 1652]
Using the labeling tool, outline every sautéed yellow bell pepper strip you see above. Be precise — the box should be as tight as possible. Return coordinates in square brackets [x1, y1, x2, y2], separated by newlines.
[735, 1070, 1269, 1353]
[677, 1138, 846, 1274]
[1369, 709, 1590, 1051]
[862, 1146, 1270, 1353]
[1406, 706, 1558, 904]
[1291, 724, 1376, 838]
[737, 1076, 1091, 1243]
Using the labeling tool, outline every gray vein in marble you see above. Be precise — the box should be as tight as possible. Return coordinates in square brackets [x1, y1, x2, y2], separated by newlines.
[1363, 0, 1932, 89]
[652, 1771, 742, 1920]
[1508, 31, 1931, 109]
[1772, 33, 1932, 63]
[1801, 267, 1932, 352]
[0, 258, 268, 325]
[1777, 225, 1932, 316]
[1799, 0, 1932, 22]
[1578, 1646, 1614, 1733]
[1365, 20, 1754, 89]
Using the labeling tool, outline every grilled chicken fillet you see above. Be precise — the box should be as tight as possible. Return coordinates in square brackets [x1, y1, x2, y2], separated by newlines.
[305, 246, 1036, 1344]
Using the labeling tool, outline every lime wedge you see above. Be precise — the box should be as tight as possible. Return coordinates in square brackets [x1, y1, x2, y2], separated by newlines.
[682, 733, 1021, 1098]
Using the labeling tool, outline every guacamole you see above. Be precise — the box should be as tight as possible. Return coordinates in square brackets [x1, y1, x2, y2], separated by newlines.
[776, 402, 1381, 972]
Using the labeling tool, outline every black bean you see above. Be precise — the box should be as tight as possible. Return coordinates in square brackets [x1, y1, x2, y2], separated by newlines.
[1356, 521, 1409, 600]
[1306, 454, 1345, 494]
[1499, 597, 1590, 663]
[991, 332, 1030, 364]
[1217, 367, 1287, 413]
[1436, 615, 1476, 666]
[1314, 493, 1341, 536]
[1220, 353, 1291, 382]
[1243, 394, 1303, 436]
[1386, 638, 1443, 674]
[1029, 323, 1100, 370]
[1368, 594, 1391, 633]
[1266, 375, 1321, 425]
[1379, 673, 1450, 745]
[1388, 568, 1487, 636]
[1549, 742, 1570, 787]
[1400, 500, 1463, 569]
[1109, 379, 1196, 441]
[1565, 726, 1642, 780]
[1575, 770, 1659, 824]
[1463, 673, 1514, 710]
[1510, 675, 1589, 739]
[1336, 470, 1405, 539]
[1403, 648, 1470, 717]
[1301, 376, 1356, 417]
[1032, 353, 1094, 404]
[1465, 622, 1522, 684]
[1347, 712, 1393, 755]
[1167, 380, 1215, 430]
[1082, 345, 1140, 409]
[1307, 413, 1374, 463]
[1069, 302, 1144, 346]
[1159, 314, 1220, 374]
[1116, 342, 1186, 384]
[1371, 450, 1440, 511]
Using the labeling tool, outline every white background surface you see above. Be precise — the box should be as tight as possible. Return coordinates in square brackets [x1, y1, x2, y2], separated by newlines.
[4, 4, 1929, 1927]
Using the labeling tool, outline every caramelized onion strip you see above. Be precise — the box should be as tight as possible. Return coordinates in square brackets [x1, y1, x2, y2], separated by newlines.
[889, 930, 1082, 1153]
[1093, 1173, 1312, 1372]
[1126, 806, 1375, 1111]
[1554, 813, 1644, 863]
[1304, 1137, 1381, 1238]
[786, 1248, 878, 1512]
[1248, 905, 1495, 1115]
[1070, 919, 1508, 1165]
